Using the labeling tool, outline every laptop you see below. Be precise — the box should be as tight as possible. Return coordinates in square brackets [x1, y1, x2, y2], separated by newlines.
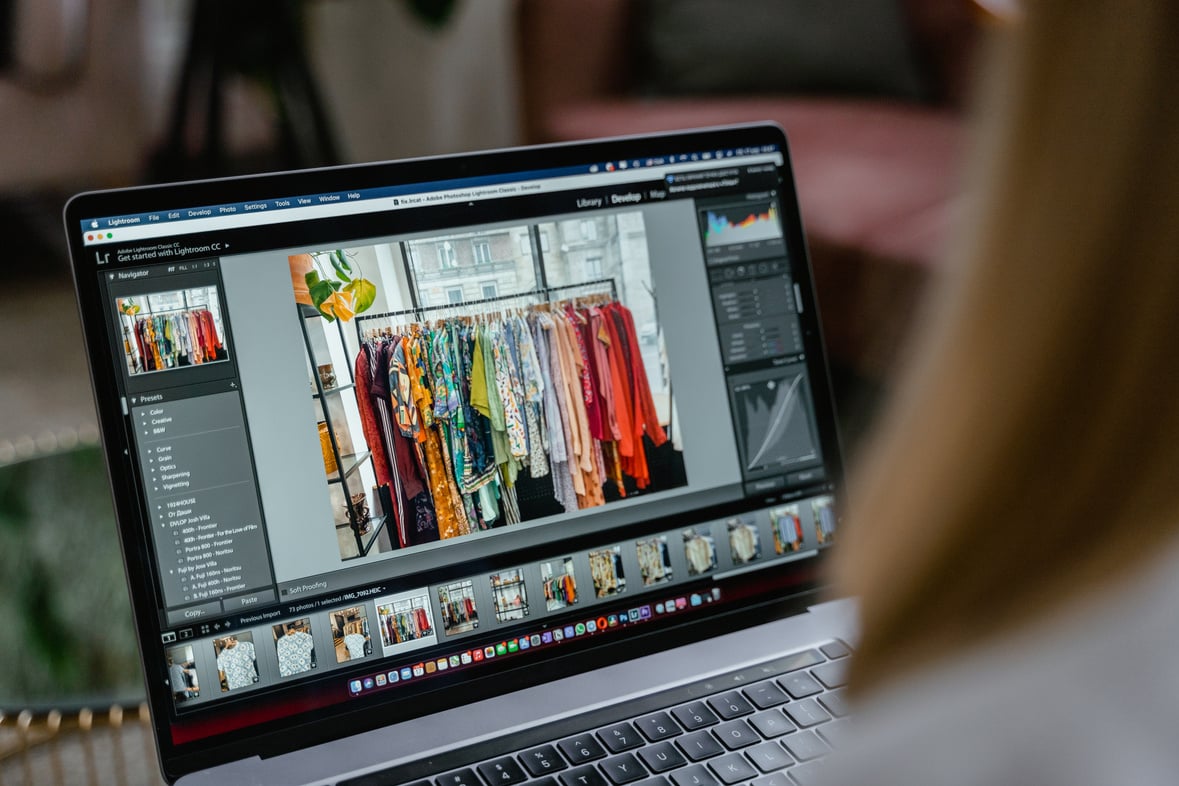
[64, 124, 856, 785]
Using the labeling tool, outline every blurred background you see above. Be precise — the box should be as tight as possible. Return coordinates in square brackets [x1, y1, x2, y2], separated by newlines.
[0, 0, 1000, 780]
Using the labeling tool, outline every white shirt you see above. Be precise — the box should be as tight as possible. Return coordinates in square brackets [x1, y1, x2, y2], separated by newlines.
[343, 632, 368, 660]
[216, 641, 257, 691]
[824, 539, 1179, 785]
[276, 630, 315, 677]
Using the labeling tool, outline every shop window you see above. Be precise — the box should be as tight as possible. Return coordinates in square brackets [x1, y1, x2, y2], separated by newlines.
[580, 219, 598, 241]
[480, 281, 498, 299]
[473, 240, 493, 265]
[446, 286, 464, 304]
[583, 256, 603, 279]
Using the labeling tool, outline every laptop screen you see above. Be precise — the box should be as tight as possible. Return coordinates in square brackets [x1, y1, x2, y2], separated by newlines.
[66, 125, 843, 777]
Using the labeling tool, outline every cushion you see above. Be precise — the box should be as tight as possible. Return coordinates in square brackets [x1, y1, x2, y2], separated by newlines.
[641, 0, 928, 101]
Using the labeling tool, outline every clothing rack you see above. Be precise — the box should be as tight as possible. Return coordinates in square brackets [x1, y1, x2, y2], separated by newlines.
[354, 277, 619, 341]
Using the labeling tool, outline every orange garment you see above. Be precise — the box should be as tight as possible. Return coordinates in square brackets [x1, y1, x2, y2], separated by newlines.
[604, 304, 669, 489]
[405, 333, 469, 538]
[614, 304, 667, 448]
[600, 310, 642, 483]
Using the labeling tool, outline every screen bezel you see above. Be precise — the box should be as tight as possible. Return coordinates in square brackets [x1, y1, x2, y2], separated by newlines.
[65, 124, 845, 782]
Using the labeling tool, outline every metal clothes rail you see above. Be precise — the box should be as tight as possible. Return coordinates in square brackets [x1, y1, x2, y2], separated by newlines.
[354, 277, 619, 339]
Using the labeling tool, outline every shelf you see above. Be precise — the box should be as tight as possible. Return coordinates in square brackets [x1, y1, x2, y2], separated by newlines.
[328, 451, 372, 483]
[313, 382, 355, 399]
[337, 515, 387, 560]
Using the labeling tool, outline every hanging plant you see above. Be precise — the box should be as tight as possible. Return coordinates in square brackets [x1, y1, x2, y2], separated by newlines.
[304, 250, 377, 323]
[118, 298, 141, 316]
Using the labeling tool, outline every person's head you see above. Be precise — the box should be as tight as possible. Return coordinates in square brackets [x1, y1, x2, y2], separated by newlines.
[836, 0, 1179, 696]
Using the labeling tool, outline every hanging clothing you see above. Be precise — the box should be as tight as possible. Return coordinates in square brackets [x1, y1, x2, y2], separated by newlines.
[589, 549, 621, 597]
[126, 307, 224, 372]
[343, 632, 368, 660]
[684, 532, 716, 575]
[730, 523, 760, 563]
[350, 291, 676, 549]
[216, 640, 257, 690]
[353, 345, 395, 495]
[275, 631, 315, 677]
[534, 313, 578, 513]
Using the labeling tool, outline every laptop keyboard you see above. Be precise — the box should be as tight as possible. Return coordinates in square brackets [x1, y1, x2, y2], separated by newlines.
[340, 641, 852, 786]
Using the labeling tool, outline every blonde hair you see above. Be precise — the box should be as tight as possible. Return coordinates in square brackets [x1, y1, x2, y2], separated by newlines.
[836, 0, 1179, 696]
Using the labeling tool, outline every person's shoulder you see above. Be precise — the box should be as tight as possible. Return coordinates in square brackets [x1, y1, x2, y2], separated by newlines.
[825, 543, 1179, 785]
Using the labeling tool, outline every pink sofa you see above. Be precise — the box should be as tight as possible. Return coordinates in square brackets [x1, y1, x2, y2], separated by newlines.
[516, 0, 984, 379]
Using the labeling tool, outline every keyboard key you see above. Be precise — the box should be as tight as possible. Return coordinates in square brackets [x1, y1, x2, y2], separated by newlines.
[772, 650, 825, 675]
[635, 778, 670, 786]
[638, 741, 687, 773]
[783, 699, 830, 729]
[816, 689, 849, 719]
[670, 765, 720, 786]
[533, 779, 559, 786]
[600, 753, 648, 785]
[712, 720, 759, 750]
[708, 691, 754, 720]
[781, 731, 829, 763]
[677, 730, 724, 761]
[788, 760, 826, 786]
[672, 702, 719, 731]
[561, 765, 609, 786]
[599, 722, 644, 753]
[635, 711, 682, 741]
[752, 773, 794, 786]
[707, 753, 758, 785]
[777, 672, 822, 700]
[749, 710, 796, 739]
[743, 681, 789, 709]
[744, 741, 794, 774]
[521, 745, 568, 777]
[809, 662, 847, 690]
[437, 769, 480, 786]
[560, 735, 608, 764]
[478, 757, 528, 786]
[819, 641, 849, 660]
[816, 718, 850, 750]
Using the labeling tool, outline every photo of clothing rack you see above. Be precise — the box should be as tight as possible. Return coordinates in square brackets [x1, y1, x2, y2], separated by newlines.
[116, 286, 228, 376]
[541, 557, 578, 611]
[349, 275, 678, 556]
[438, 579, 479, 635]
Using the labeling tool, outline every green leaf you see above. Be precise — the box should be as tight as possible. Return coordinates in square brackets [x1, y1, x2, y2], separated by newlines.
[331, 250, 352, 282]
[344, 277, 377, 313]
[308, 280, 335, 310]
[305, 270, 322, 287]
